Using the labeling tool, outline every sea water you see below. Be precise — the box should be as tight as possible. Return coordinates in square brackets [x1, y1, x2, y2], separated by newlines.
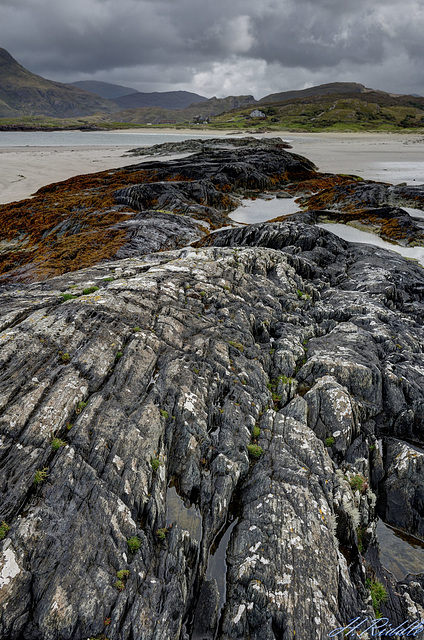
[0, 129, 225, 148]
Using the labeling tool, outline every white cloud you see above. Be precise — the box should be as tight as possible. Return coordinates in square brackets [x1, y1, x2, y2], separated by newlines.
[191, 58, 268, 98]
[211, 15, 256, 54]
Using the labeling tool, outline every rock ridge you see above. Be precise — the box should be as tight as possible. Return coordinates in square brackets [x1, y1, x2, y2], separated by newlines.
[0, 220, 423, 639]
[1, 139, 424, 639]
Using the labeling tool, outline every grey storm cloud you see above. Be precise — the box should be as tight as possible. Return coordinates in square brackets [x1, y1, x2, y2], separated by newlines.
[1, 0, 423, 97]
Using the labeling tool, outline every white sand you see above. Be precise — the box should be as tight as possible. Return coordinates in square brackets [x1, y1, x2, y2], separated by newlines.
[1, 131, 424, 205]
[275, 131, 424, 183]
[0, 145, 164, 205]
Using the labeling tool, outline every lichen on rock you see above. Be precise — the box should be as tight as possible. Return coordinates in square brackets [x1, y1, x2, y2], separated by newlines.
[0, 139, 424, 639]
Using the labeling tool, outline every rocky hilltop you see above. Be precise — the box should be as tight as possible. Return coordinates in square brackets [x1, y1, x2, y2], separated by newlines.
[0, 48, 118, 118]
[0, 139, 423, 640]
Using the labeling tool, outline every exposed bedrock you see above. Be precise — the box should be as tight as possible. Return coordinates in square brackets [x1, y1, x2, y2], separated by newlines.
[113, 179, 239, 228]
[301, 182, 424, 212]
[1, 221, 424, 639]
[0, 143, 317, 285]
[125, 136, 293, 157]
[283, 206, 424, 246]
[135, 145, 317, 191]
[380, 439, 424, 539]
[110, 210, 210, 259]
[298, 183, 424, 246]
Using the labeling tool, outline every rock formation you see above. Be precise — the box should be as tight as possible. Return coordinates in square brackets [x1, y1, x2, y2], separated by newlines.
[297, 182, 424, 246]
[0, 139, 423, 640]
[0, 140, 315, 286]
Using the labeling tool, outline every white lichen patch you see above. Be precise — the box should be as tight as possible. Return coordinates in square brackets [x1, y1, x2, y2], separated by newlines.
[393, 442, 423, 475]
[188, 436, 198, 452]
[160, 264, 191, 273]
[238, 555, 259, 578]
[113, 455, 124, 471]
[326, 387, 353, 420]
[48, 585, 73, 622]
[233, 603, 246, 624]
[159, 463, 166, 482]
[124, 479, 132, 495]
[183, 392, 198, 413]
[4, 378, 50, 435]
[0, 545, 21, 589]
[66, 446, 75, 461]
[116, 499, 137, 529]
[28, 372, 88, 437]
[288, 535, 304, 550]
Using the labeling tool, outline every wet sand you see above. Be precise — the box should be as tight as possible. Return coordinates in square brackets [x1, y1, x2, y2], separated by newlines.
[278, 131, 424, 183]
[0, 131, 423, 205]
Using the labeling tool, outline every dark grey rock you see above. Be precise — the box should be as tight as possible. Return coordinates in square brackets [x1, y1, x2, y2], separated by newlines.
[125, 136, 293, 157]
[380, 439, 424, 539]
[1, 177, 424, 638]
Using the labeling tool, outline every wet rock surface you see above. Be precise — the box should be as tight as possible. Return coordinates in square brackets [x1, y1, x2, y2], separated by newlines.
[302, 181, 424, 213]
[1, 140, 424, 639]
[281, 206, 424, 246]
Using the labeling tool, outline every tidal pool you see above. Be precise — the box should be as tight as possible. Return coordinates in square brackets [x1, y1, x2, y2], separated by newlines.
[166, 485, 202, 542]
[317, 223, 424, 267]
[230, 195, 301, 224]
[229, 197, 424, 267]
[206, 518, 239, 618]
[377, 519, 424, 580]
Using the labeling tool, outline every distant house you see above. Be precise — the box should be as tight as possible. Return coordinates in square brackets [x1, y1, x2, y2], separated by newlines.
[192, 115, 210, 124]
[249, 109, 266, 118]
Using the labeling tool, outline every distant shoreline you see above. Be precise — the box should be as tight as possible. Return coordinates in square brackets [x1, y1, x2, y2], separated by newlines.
[1, 123, 423, 136]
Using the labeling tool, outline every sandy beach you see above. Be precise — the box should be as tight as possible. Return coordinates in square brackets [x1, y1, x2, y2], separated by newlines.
[281, 131, 424, 183]
[0, 130, 424, 205]
[0, 145, 158, 205]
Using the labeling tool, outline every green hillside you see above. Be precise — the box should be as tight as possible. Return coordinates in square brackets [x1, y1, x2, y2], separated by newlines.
[258, 81, 367, 103]
[100, 95, 256, 125]
[2, 53, 424, 133]
[210, 90, 424, 132]
[0, 48, 119, 118]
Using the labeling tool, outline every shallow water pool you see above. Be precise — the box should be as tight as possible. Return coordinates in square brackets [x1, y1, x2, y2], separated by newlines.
[317, 223, 424, 267]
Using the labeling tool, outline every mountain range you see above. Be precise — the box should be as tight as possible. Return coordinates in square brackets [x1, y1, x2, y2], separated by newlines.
[0, 48, 118, 118]
[70, 81, 209, 110]
[70, 80, 140, 99]
[0, 48, 254, 121]
[1, 47, 424, 131]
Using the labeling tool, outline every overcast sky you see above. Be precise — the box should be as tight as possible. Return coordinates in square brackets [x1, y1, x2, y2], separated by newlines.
[1, 0, 423, 99]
